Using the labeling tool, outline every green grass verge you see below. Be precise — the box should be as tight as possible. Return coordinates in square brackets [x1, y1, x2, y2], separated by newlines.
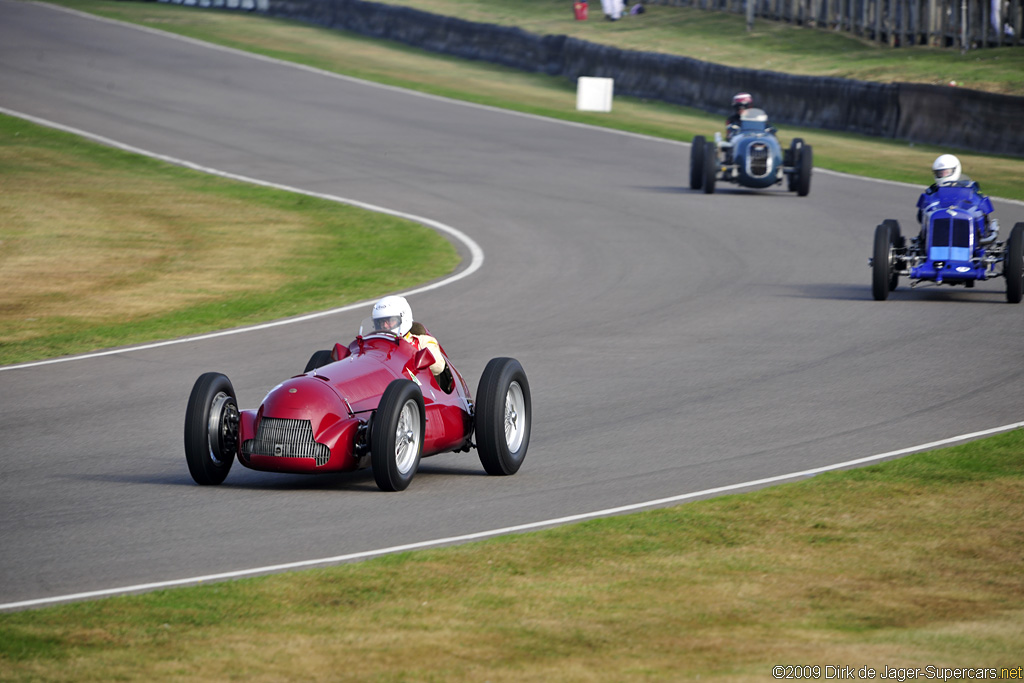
[380, 0, 1024, 95]
[0, 113, 459, 366]
[2, 430, 1022, 679]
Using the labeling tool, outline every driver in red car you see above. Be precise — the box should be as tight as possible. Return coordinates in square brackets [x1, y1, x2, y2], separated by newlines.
[371, 295, 453, 391]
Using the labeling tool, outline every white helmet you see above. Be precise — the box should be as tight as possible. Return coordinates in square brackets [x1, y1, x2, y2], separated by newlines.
[732, 92, 753, 110]
[932, 154, 961, 184]
[371, 295, 413, 336]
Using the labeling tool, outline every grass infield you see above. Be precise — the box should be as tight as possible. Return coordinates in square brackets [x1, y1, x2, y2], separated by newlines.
[0, 113, 458, 366]
[1, 430, 1022, 679]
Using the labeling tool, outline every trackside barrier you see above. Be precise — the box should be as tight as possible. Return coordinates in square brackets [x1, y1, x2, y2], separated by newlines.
[151, 0, 1024, 157]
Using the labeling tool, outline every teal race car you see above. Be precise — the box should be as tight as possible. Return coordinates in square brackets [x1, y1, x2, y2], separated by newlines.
[689, 109, 812, 196]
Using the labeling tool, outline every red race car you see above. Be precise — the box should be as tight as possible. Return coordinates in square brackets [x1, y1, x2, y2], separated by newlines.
[184, 320, 531, 492]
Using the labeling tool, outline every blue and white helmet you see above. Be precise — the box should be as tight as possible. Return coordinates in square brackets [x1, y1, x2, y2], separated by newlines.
[932, 154, 962, 185]
[371, 295, 413, 336]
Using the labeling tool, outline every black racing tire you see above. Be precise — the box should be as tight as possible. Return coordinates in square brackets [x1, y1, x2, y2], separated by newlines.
[689, 135, 705, 190]
[184, 372, 239, 485]
[884, 219, 902, 291]
[796, 144, 813, 197]
[371, 380, 425, 492]
[872, 220, 899, 301]
[785, 138, 803, 167]
[303, 349, 334, 373]
[1005, 222, 1024, 304]
[476, 358, 532, 476]
[786, 138, 804, 191]
[702, 140, 717, 194]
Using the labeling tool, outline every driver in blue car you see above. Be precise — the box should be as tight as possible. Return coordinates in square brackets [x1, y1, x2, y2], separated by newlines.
[916, 154, 998, 242]
[371, 295, 453, 391]
[725, 92, 752, 140]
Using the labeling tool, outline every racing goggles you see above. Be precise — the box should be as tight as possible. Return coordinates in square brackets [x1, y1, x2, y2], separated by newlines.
[373, 315, 403, 332]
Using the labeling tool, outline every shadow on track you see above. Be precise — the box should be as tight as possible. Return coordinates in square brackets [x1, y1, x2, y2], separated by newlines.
[783, 283, 1011, 303]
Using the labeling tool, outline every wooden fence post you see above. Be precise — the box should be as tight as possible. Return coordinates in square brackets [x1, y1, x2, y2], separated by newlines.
[641, 0, 1021, 47]
[1014, 0, 1023, 46]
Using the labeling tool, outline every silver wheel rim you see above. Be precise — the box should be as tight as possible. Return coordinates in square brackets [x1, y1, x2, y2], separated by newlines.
[504, 381, 526, 452]
[206, 391, 237, 467]
[394, 399, 421, 475]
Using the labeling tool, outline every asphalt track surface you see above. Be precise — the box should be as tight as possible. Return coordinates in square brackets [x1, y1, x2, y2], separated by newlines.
[2, 1, 1023, 609]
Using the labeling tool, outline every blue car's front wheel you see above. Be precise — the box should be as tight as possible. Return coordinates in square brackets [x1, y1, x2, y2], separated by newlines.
[1005, 222, 1024, 304]
[872, 220, 901, 301]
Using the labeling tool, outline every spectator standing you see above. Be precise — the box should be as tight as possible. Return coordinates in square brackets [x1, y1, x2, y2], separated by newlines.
[601, 0, 624, 20]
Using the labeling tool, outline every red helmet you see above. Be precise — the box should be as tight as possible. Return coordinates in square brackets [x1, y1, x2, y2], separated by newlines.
[732, 92, 753, 110]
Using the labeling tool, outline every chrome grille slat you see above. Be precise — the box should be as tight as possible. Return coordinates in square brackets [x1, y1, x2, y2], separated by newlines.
[953, 218, 971, 247]
[243, 417, 331, 467]
[748, 143, 769, 177]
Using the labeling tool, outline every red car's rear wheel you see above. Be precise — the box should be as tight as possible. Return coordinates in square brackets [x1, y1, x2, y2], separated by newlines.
[476, 358, 531, 476]
[303, 349, 334, 373]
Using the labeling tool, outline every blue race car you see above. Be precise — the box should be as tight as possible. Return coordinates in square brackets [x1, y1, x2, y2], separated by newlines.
[689, 109, 812, 196]
[871, 182, 1024, 302]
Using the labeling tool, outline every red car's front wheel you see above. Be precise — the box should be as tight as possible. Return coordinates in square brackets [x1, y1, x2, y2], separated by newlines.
[184, 372, 239, 485]
[371, 380, 425, 492]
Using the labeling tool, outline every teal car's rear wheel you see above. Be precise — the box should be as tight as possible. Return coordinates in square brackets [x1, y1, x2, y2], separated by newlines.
[795, 144, 813, 197]
[702, 141, 717, 194]
[689, 135, 705, 190]
[786, 138, 804, 191]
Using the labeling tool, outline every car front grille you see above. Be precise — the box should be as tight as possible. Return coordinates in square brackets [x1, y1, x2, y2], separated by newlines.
[242, 417, 331, 467]
[748, 143, 769, 177]
[932, 218, 972, 247]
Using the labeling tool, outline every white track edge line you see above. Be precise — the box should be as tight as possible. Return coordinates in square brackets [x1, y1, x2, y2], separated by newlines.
[26, 0, 1024, 208]
[28, 0, 672, 145]
[3, 419, 1021, 611]
[0, 107, 484, 372]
